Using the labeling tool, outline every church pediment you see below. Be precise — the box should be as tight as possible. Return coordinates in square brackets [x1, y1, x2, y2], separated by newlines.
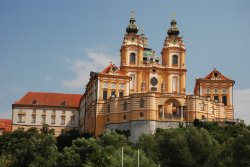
[204, 68, 231, 81]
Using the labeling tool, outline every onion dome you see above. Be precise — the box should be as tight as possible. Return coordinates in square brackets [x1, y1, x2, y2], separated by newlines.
[167, 19, 180, 36]
[126, 11, 139, 34]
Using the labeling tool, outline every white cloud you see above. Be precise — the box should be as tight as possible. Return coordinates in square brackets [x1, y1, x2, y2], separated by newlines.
[61, 47, 119, 89]
[234, 89, 250, 125]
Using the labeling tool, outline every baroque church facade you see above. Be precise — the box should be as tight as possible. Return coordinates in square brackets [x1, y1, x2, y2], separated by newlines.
[79, 13, 235, 142]
[12, 13, 236, 141]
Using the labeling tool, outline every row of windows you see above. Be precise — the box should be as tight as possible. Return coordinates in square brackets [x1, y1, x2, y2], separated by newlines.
[18, 115, 76, 125]
[107, 99, 145, 113]
[18, 109, 74, 115]
[103, 82, 125, 89]
[130, 53, 179, 65]
[213, 95, 227, 105]
[205, 88, 227, 94]
[106, 112, 144, 123]
[103, 91, 124, 100]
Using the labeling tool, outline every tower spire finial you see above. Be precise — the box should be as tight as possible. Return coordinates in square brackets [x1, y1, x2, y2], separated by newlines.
[131, 10, 135, 19]
[171, 12, 176, 20]
[126, 11, 139, 34]
[167, 13, 180, 36]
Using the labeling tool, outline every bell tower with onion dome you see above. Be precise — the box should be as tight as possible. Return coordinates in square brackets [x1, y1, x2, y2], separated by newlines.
[120, 11, 147, 68]
[161, 17, 187, 94]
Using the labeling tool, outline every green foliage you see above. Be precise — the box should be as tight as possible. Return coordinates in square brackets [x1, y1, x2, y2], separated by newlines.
[138, 124, 250, 167]
[1, 123, 250, 166]
[40, 124, 55, 135]
[57, 129, 82, 152]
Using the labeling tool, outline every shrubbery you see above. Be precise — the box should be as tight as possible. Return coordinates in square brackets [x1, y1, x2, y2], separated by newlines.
[0, 123, 250, 167]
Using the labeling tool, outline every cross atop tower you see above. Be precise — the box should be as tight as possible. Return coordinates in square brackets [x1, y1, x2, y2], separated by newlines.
[131, 11, 135, 19]
[171, 12, 176, 20]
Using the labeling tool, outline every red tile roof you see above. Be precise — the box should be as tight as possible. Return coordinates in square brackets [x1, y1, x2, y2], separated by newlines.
[0, 119, 12, 132]
[14, 92, 82, 108]
[101, 63, 126, 75]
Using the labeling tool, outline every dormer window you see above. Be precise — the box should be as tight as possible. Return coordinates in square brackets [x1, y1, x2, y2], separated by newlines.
[172, 55, 178, 65]
[130, 53, 136, 63]
[111, 67, 116, 72]
[61, 101, 67, 106]
[32, 99, 38, 104]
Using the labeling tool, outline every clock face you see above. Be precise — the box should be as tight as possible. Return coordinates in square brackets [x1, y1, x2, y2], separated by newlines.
[171, 37, 178, 44]
[151, 77, 158, 86]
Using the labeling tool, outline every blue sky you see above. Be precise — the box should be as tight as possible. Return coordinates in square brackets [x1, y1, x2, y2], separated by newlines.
[0, 1, 250, 124]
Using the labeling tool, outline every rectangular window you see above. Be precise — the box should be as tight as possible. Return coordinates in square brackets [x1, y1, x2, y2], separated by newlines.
[18, 116, 25, 123]
[140, 99, 145, 108]
[119, 91, 124, 97]
[31, 116, 36, 123]
[172, 76, 178, 93]
[111, 91, 116, 97]
[103, 90, 107, 100]
[71, 117, 75, 125]
[172, 55, 178, 65]
[222, 96, 227, 106]
[130, 75, 135, 90]
[123, 102, 127, 111]
[41, 116, 46, 124]
[130, 53, 136, 63]
[51, 117, 55, 124]
[42, 109, 46, 115]
[61, 118, 65, 125]
[52, 110, 56, 115]
[214, 96, 219, 102]
[108, 104, 110, 113]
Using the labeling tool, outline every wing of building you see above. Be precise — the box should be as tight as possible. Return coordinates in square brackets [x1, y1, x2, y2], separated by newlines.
[79, 12, 239, 142]
[12, 92, 82, 136]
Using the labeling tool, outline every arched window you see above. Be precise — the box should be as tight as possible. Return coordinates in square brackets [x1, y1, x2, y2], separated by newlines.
[140, 98, 145, 108]
[139, 112, 144, 119]
[103, 90, 107, 100]
[130, 53, 136, 63]
[124, 102, 127, 111]
[172, 76, 178, 93]
[123, 115, 127, 122]
[172, 55, 178, 65]
[130, 74, 135, 90]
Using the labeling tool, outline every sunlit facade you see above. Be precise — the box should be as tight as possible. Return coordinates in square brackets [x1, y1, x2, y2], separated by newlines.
[79, 12, 236, 141]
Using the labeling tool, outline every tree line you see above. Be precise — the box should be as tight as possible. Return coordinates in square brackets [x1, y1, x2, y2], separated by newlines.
[0, 122, 250, 167]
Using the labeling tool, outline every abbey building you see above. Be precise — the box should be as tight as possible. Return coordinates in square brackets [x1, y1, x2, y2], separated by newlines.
[78, 13, 235, 141]
[12, 13, 237, 141]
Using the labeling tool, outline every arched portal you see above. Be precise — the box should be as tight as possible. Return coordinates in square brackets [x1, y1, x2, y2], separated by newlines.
[163, 99, 181, 119]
